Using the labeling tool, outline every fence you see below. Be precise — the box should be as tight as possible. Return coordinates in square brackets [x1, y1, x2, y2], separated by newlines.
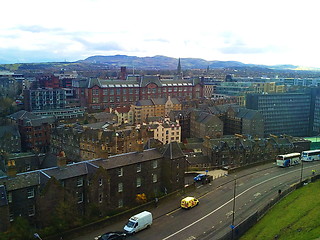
[218, 174, 320, 240]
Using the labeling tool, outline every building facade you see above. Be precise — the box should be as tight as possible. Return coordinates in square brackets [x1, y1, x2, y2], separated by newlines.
[0, 143, 186, 232]
[72, 75, 203, 111]
[246, 93, 311, 137]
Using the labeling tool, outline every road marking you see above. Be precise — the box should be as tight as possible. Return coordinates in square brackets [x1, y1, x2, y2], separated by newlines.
[254, 192, 261, 197]
[185, 236, 196, 240]
[167, 208, 180, 215]
[162, 169, 300, 240]
[226, 211, 233, 217]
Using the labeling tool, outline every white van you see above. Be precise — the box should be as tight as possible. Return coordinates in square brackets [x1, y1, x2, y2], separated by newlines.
[123, 211, 152, 234]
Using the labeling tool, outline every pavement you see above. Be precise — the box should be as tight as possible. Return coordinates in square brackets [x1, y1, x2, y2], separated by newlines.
[71, 165, 273, 240]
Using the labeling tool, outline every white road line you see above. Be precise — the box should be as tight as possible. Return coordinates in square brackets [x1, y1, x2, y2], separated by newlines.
[161, 169, 300, 240]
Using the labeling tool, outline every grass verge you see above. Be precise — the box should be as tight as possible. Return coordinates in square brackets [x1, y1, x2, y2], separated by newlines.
[241, 180, 320, 240]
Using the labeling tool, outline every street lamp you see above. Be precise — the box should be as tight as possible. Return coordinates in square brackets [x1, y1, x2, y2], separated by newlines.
[300, 158, 304, 183]
[231, 176, 237, 239]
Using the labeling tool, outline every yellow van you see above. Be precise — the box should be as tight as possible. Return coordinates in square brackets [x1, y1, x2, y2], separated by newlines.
[181, 197, 199, 209]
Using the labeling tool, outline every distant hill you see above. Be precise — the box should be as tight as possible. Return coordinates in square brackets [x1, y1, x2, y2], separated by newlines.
[80, 55, 258, 70]
[2, 55, 319, 72]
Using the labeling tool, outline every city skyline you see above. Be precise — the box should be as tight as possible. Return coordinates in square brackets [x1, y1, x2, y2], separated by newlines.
[1, 0, 319, 68]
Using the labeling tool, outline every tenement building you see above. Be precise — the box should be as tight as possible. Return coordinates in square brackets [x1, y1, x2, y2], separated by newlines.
[0, 142, 186, 232]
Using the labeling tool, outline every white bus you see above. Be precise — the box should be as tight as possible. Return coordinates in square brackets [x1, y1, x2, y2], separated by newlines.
[276, 153, 301, 167]
[301, 149, 320, 161]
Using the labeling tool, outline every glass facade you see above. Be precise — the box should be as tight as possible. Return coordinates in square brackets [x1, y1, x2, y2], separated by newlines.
[246, 93, 311, 136]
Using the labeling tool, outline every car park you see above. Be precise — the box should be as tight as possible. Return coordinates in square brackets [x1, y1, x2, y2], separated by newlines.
[180, 196, 199, 209]
[94, 231, 126, 240]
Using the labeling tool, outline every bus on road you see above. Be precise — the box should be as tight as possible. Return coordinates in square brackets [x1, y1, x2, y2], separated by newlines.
[301, 149, 320, 161]
[276, 153, 301, 167]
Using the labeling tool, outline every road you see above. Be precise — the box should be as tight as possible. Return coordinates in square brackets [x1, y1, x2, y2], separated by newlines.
[73, 161, 320, 240]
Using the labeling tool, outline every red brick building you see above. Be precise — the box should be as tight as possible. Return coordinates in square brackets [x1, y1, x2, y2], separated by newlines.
[72, 75, 204, 111]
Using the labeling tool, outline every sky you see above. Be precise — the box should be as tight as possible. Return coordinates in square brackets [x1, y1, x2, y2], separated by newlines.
[1, 0, 320, 68]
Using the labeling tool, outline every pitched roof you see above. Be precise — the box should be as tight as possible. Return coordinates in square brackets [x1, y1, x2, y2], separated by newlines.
[161, 142, 185, 159]
[92, 149, 163, 169]
[0, 125, 20, 138]
[3, 171, 41, 191]
[42, 162, 89, 180]
[115, 106, 131, 113]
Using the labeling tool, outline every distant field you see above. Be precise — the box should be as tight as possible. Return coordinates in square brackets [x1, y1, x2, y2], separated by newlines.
[240, 180, 320, 240]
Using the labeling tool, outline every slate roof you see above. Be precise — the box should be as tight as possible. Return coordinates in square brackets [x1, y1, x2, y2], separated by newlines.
[8, 110, 55, 127]
[139, 75, 162, 87]
[42, 162, 89, 180]
[7, 110, 38, 122]
[161, 142, 185, 159]
[0, 125, 20, 138]
[92, 149, 163, 169]
[136, 99, 154, 106]
[2, 171, 41, 191]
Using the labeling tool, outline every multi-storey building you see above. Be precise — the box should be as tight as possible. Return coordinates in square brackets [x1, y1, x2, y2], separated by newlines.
[190, 111, 224, 139]
[133, 97, 181, 124]
[202, 135, 310, 168]
[148, 118, 181, 144]
[0, 126, 21, 153]
[50, 124, 153, 161]
[0, 142, 186, 232]
[23, 88, 85, 119]
[72, 75, 203, 110]
[246, 93, 311, 137]
[169, 110, 191, 141]
[7, 110, 55, 153]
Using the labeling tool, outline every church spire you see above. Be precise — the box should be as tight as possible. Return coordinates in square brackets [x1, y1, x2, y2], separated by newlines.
[177, 58, 182, 78]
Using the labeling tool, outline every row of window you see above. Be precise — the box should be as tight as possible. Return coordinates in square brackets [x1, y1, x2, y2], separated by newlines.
[92, 87, 193, 96]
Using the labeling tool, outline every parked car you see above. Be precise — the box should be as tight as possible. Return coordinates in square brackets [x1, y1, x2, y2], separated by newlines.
[94, 231, 126, 240]
[194, 174, 206, 182]
[181, 196, 199, 209]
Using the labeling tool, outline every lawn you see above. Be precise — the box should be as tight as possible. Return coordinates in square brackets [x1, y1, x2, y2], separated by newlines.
[241, 180, 320, 240]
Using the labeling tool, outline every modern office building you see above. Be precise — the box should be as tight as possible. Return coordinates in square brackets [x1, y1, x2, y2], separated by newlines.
[246, 93, 311, 137]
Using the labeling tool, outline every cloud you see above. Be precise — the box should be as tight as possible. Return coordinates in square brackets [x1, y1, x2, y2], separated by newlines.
[16, 25, 63, 33]
[71, 37, 123, 51]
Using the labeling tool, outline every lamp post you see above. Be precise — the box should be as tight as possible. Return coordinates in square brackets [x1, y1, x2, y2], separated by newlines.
[300, 158, 304, 183]
[231, 176, 237, 239]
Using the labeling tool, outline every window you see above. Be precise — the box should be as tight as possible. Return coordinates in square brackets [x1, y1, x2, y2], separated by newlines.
[152, 174, 157, 183]
[118, 168, 123, 177]
[99, 178, 103, 186]
[8, 192, 12, 203]
[118, 199, 123, 208]
[28, 205, 35, 216]
[136, 177, 141, 187]
[99, 193, 103, 203]
[136, 163, 141, 172]
[9, 211, 14, 222]
[77, 192, 83, 203]
[77, 177, 83, 187]
[152, 160, 158, 169]
[27, 188, 34, 199]
[118, 183, 123, 192]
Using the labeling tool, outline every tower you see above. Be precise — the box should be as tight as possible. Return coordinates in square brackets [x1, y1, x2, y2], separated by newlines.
[177, 58, 182, 79]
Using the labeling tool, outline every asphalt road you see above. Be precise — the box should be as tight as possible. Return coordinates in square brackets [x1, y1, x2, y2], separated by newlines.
[73, 161, 320, 240]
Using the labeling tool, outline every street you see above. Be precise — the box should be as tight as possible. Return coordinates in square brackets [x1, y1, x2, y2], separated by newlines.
[73, 161, 320, 240]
